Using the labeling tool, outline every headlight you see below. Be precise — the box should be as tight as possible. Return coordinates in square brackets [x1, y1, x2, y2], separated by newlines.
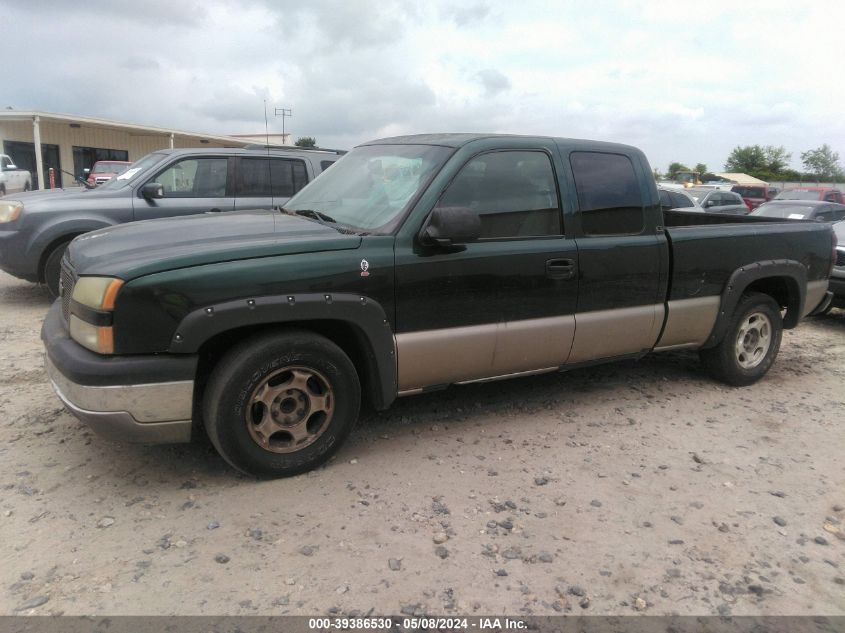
[69, 276, 123, 353]
[0, 200, 23, 223]
[72, 276, 123, 310]
[69, 316, 114, 354]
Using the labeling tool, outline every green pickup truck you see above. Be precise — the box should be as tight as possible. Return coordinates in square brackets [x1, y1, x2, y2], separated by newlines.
[42, 134, 836, 478]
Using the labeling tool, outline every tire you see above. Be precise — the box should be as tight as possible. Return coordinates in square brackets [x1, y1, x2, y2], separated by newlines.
[0, 184, 5, 196]
[203, 329, 361, 478]
[43, 241, 71, 298]
[699, 292, 782, 386]
[24, 181, 30, 191]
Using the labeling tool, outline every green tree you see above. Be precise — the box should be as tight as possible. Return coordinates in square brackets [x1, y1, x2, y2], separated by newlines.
[694, 163, 707, 175]
[294, 137, 317, 148]
[800, 144, 844, 181]
[724, 145, 791, 178]
[667, 162, 690, 179]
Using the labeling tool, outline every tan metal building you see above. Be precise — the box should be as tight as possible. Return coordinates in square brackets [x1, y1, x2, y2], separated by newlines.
[0, 110, 252, 190]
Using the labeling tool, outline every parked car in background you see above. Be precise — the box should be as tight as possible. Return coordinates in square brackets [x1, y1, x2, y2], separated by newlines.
[774, 187, 844, 203]
[658, 186, 704, 212]
[828, 220, 845, 311]
[687, 188, 749, 214]
[0, 146, 344, 296]
[731, 184, 779, 210]
[0, 154, 31, 196]
[85, 160, 131, 187]
[750, 200, 845, 222]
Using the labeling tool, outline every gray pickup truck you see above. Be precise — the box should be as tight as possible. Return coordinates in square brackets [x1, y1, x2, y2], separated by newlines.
[0, 146, 342, 295]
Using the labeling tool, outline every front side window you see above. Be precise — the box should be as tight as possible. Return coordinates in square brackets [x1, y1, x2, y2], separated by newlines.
[238, 158, 307, 198]
[1, 156, 11, 169]
[570, 152, 643, 235]
[156, 158, 228, 198]
[437, 150, 560, 239]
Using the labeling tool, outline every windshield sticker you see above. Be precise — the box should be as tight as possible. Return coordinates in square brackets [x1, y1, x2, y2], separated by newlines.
[116, 167, 141, 181]
[788, 213, 806, 219]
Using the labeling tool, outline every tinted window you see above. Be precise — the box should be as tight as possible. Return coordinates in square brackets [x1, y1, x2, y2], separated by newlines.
[725, 193, 743, 205]
[669, 191, 694, 208]
[570, 152, 643, 235]
[320, 160, 336, 171]
[238, 158, 308, 198]
[156, 158, 228, 198]
[733, 186, 765, 198]
[1, 156, 11, 168]
[439, 151, 560, 238]
[658, 189, 672, 208]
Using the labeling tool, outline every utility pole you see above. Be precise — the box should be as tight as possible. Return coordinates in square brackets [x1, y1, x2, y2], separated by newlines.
[274, 107, 292, 144]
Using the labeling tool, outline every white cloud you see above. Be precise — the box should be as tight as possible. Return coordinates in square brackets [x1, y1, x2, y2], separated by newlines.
[3, 0, 845, 171]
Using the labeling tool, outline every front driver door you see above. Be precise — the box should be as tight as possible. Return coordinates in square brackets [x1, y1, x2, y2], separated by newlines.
[135, 156, 235, 220]
[394, 144, 579, 393]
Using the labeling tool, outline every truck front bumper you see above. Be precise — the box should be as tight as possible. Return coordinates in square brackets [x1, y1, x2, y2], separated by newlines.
[41, 300, 197, 444]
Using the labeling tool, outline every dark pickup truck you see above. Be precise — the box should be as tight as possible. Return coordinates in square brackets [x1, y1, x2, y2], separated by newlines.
[41, 134, 836, 478]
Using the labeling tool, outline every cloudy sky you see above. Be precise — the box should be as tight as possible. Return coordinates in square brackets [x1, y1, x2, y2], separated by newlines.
[3, 0, 844, 173]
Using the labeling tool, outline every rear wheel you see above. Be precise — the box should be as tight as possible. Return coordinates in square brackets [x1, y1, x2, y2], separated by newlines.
[700, 292, 782, 386]
[203, 330, 361, 478]
[43, 241, 71, 298]
[24, 181, 30, 192]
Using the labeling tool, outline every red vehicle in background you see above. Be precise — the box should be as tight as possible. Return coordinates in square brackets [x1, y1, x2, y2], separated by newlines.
[731, 185, 779, 211]
[84, 160, 131, 187]
[774, 187, 844, 204]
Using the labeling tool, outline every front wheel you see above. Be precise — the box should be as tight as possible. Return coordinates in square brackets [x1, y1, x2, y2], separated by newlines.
[699, 292, 783, 386]
[43, 241, 71, 298]
[203, 330, 361, 478]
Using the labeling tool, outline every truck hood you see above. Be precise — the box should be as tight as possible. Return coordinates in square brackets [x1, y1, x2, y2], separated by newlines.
[67, 209, 362, 279]
[13, 185, 126, 206]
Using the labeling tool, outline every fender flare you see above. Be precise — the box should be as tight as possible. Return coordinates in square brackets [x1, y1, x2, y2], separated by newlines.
[703, 259, 806, 348]
[168, 292, 396, 409]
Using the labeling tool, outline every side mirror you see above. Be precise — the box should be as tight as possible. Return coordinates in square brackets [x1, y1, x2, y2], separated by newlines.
[141, 182, 164, 199]
[421, 206, 481, 247]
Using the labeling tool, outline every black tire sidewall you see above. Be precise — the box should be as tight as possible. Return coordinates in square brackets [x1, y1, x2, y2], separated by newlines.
[205, 333, 360, 478]
[44, 242, 69, 298]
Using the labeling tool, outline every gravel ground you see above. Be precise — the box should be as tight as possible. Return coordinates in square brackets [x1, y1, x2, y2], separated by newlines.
[0, 270, 843, 617]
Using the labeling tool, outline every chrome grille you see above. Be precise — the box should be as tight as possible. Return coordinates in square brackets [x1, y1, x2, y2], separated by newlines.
[60, 259, 76, 322]
[836, 248, 845, 268]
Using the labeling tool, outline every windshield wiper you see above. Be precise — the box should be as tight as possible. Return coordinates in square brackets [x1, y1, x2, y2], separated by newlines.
[278, 207, 360, 235]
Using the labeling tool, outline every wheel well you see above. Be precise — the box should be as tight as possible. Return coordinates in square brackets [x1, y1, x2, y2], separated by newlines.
[194, 320, 384, 410]
[742, 276, 801, 327]
[38, 234, 80, 283]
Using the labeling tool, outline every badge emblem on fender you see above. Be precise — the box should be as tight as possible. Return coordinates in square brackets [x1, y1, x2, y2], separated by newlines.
[360, 259, 370, 277]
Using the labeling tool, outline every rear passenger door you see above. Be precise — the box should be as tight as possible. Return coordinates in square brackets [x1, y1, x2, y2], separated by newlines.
[234, 157, 309, 210]
[136, 156, 234, 219]
[567, 150, 667, 362]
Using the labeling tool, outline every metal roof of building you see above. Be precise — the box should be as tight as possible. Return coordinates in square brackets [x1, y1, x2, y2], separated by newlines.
[714, 172, 768, 185]
[0, 109, 251, 146]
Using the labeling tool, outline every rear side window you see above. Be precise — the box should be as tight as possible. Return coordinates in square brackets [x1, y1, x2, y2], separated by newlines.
[570, 152, 643, 235]
[238, 158, 308, 198]
[438, 150, 561, 239]
[669, 191, 694, 208]
[320, 160, 336, 171]
[733, 186, 764, 198]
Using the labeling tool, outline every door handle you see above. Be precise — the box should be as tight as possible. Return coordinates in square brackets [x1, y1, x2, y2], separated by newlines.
[546, 258, 576, 280]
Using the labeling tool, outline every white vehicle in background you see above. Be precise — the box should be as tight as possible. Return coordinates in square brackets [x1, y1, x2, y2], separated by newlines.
[0, 154, 31, 196]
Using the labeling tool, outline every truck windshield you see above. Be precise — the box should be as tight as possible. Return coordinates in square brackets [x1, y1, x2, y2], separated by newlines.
[96, 153, 166, 191]
[283, 144, 452, 232]
[775, 190, 819, 200]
